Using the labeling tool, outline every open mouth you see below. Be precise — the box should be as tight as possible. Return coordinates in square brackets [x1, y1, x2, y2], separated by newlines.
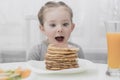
[55, 36, 64, 42]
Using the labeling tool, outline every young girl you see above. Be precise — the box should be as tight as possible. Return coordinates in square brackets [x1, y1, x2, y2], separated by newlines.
[27, 1, 84, 61]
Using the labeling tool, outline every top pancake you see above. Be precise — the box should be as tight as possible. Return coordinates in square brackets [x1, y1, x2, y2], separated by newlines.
[48, 44, 79, 52]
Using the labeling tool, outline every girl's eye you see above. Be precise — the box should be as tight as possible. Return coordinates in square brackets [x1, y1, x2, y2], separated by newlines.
[50, 24, 56, 27]
[63, 23, 69, 27]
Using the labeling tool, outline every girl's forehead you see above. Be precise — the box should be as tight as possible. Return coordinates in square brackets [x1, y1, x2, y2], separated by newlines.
[43, 7, 71, 19]
[44, 8, 71, 20]
[43, 6, 72, 23]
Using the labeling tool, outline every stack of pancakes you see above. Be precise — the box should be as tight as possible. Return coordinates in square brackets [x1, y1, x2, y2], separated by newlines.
[45, 44, 79, 70]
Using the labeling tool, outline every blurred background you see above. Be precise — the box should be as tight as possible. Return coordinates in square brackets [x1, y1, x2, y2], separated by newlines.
[0, 0, 120, 63]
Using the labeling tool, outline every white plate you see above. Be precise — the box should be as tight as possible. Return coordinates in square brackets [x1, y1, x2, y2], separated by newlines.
[27, 59, 95, 74]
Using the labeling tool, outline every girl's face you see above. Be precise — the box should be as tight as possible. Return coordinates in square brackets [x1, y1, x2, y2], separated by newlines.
[40, 7, 75, 45]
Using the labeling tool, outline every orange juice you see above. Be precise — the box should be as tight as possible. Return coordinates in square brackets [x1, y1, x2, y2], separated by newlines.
[107, 32, 120, 68]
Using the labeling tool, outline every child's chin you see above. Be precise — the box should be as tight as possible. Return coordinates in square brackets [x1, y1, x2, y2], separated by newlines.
[54, 42, 68, 47]
[56, 41, 65, 44]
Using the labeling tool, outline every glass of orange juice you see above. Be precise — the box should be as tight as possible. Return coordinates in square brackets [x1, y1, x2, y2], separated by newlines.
[105, 21, 120, 76]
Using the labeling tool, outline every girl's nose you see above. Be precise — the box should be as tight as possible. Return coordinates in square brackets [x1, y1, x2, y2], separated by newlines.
[57, 26, 63, 32]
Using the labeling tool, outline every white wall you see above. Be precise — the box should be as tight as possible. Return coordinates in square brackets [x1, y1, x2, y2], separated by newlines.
[0, 0, 120, 54]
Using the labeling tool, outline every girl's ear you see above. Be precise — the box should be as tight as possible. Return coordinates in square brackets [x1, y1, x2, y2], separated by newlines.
[71, 23, 75, 32]
[39, 25, 45, 33]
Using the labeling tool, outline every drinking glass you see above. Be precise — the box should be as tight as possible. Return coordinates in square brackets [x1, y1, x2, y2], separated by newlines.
[105, 21, 120, 76]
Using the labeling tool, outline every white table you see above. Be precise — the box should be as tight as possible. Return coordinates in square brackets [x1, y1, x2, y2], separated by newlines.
[0, 62, 120, 80]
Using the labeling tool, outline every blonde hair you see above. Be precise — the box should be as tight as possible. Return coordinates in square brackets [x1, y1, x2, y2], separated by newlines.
[38, 1, 73, 26]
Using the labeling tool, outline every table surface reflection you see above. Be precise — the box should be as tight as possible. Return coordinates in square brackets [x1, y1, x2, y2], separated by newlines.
[0, 61, 120, 80]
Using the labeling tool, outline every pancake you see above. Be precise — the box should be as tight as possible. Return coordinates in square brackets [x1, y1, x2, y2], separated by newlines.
[46, 53, 77, 58]
[45, 44, 79, 70]
[48, 44, 79, 52]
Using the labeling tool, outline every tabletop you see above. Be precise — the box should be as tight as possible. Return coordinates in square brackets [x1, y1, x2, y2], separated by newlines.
[0, 60, 120, 80]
